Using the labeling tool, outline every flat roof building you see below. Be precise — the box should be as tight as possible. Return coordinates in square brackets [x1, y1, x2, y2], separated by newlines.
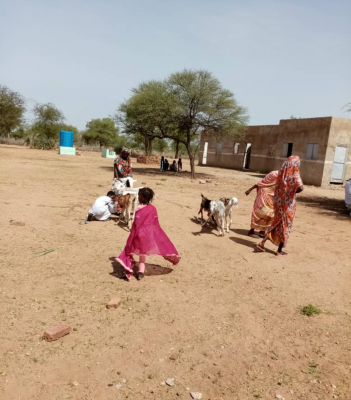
[198, 117, 351, 186]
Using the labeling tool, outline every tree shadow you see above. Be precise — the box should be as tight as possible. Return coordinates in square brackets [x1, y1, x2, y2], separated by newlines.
[99, 165, 213, 180]
[109, 257, 173, 280]
[298, 195, 350, 220]
[229, 237, 276, 255]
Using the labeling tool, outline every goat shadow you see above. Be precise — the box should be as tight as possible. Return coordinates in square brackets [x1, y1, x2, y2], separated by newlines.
[190, 216, 218, 236]
[109, 257, 173, 280]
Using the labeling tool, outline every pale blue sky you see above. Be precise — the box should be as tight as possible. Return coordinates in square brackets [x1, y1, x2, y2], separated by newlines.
[1, 0, 350, 130]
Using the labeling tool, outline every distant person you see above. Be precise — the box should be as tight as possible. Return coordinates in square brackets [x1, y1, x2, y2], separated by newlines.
[88, 191, 116, 221]
[114, 147, 132, 179]
[245, 170, 279, 238]
[164, 159, 169, 171]
[177, 158, 182, 172]
[160, 156, 165, 171]
[116, 188, 180, 281]
[256, 156, 303, 256]
[345, 177, 351, 214]
[170, 160, 177, 172]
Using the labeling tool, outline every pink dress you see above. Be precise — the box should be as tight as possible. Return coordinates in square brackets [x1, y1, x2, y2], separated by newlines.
[116, 204, 180, 279]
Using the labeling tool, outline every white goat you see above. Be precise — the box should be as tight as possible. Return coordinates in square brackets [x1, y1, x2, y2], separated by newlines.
[220, 197, 239, 233]
[202, 200, 226, 236]
[111, 177, 137, 193]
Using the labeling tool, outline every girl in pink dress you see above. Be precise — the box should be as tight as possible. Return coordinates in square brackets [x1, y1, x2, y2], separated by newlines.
[116, 188, 180, 281]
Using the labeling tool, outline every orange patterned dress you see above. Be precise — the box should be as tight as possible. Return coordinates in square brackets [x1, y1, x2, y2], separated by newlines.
[250, 171, 278, 231]
[267, 156, 303, 246]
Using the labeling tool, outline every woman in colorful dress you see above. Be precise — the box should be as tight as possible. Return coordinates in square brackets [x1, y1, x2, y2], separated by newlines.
[256, 156, 303, 256]
[246, 170, 279, 238]
[114, 148, 132, 179]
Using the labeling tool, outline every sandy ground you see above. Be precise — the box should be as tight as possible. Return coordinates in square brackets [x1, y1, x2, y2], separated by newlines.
[0, 145, 350, 400]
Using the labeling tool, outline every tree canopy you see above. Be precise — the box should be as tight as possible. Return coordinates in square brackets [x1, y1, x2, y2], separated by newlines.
[27, 103, 65, 149]
[0, 85, 26, 138]
[117, 69, 249, 177]
[83, 118, 119, 148]
[117, 81, 173, 155]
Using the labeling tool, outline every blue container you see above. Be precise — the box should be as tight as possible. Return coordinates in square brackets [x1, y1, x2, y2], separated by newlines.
[59, 130, 74, 148]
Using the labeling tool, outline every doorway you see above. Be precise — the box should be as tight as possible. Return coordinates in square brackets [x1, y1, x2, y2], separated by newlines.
[331, 144, 349, 183]
[202, 142, 208, 165]
[243, 143, 252, 169]
[282, 142, 293, 158]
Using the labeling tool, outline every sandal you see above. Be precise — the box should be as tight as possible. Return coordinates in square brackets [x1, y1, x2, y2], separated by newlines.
[256, 243, 266, 252]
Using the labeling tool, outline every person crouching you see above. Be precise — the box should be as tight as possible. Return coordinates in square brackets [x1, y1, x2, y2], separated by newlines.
[88, 191, 116, 221]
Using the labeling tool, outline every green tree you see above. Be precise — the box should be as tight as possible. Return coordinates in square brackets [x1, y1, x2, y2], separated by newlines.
[0, 85, 26, 138]
[117, 81, 174, 156]
[166, 70, 248, 177]
[118, 70, 249, 178]
[83, 118, 118, 148]
[153, 138, 169, 153]
[29, 103, 65, 149]
[11, 126, 26, 140]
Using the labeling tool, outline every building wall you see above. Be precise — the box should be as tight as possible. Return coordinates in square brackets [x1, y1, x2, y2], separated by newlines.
[322, 117, 351, 185]
[200, 125, 278, 172]
[274, 118, 332, 186]
[199, 117, 351, 186]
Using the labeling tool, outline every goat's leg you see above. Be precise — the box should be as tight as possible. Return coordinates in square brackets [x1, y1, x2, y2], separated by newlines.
[226, 215, 230, 233]
[201, 215, 211, 227]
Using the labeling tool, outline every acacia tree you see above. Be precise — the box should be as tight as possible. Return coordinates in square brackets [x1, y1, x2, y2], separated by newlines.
[83, 118, 118, 148]
[0, 85, 26, 138]
[29, 103, 65, 148]
[118, 70, 249, 178]
[117, 81, 173, 156]
[166, 70, 249, 177]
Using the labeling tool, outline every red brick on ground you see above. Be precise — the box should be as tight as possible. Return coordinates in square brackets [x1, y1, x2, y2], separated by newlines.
[106, 297, 122, 309]
[43, 323, 71, 342]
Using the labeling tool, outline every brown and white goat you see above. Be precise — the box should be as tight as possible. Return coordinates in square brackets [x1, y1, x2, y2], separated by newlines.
[115, 193, 136, 230]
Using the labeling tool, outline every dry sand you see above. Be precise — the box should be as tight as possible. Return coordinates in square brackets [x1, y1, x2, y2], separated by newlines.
[0, 145, 350, 400]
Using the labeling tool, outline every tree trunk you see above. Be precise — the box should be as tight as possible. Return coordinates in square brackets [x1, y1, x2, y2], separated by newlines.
[186, 142, 196, 179]
[144, 136, 153, 156]
[174, 139, 180, 159]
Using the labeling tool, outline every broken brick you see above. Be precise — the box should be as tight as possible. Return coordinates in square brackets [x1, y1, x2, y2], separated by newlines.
[106, 297, 122, 309]
[43, 323, 71, 342]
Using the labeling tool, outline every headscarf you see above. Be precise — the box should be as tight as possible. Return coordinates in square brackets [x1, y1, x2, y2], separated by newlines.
[277, 155, 302, 192]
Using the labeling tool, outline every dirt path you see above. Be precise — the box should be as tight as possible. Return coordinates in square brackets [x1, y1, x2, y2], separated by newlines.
[0, 145, 350, 400]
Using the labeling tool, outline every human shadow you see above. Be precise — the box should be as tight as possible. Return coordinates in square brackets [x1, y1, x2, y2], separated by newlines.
[230, 237, 276, 255]
[109, 257, 173, 280]
[232, 228, 250, 237]
[298, 194, 350, 220]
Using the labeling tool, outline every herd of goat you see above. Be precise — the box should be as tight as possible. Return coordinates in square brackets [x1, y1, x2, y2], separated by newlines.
[111, 177, 239, 236]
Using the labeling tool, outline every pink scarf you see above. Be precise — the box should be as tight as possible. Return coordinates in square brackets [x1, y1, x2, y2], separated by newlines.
[116, 204, 180, 277]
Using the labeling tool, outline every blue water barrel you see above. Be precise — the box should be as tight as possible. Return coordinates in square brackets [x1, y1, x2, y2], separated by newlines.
[59, 130, 74, 147]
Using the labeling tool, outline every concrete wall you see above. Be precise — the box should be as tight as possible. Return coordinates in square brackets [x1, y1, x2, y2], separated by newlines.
[199, 117, 351, 186]
[274, 117, 332, 186]
[199, 125, 278, 172]
[322, 117, 351, 185]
